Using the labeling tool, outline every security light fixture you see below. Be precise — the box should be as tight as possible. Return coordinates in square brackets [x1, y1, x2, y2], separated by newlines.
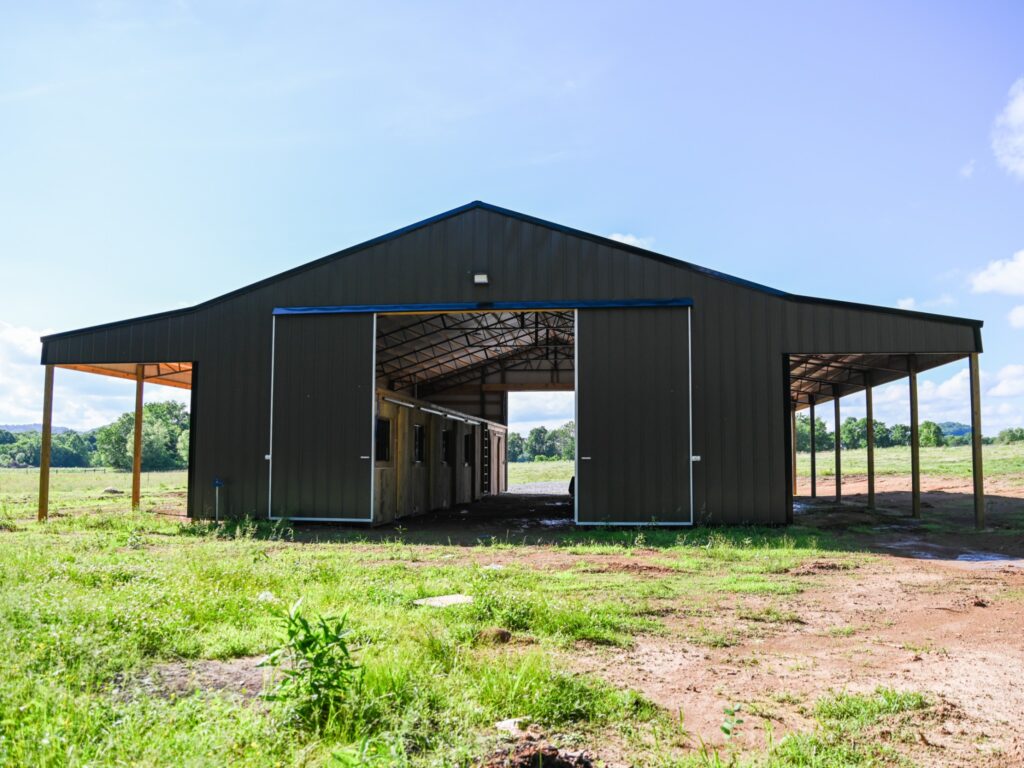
[473, 273, 489, 285]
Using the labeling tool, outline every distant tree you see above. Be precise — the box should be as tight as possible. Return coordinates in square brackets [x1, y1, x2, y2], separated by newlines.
[138, 420, 180, 471]
[996, 427, 1024, 444]
[144, 401, 189, 434]
[0, 432, 41, 467]
[95, 403, 190, 471]
[872, 421, 892, 448]
[919, 421, 944, 447]
[525, 426, 554, 459]
[177, 429, 190, 465]
[944, 434, 972, 447]
[888, 424, 911, 447]
[96, 413, 134, 470]
[840, 417, 867, 450]
[507, 432, 525, 462]
[548, 420, 575, 460]
[0, 429, 15, 445]
[51, 431, 92, 468]
[795, 414, 834, 452]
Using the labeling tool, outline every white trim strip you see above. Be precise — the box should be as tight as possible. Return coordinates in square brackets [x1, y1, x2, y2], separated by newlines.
[383, 396, 415, 409]
[369, 313, 377, 523]
[576, 520, 694, 527]
[270, 516, 375, 523]
[267, 315, 277, 520]
[573, 308, 579, 525]
[688, 306, 694, 525]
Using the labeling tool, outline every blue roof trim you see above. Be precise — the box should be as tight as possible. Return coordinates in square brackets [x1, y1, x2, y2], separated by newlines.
[273, 298, 695, 315]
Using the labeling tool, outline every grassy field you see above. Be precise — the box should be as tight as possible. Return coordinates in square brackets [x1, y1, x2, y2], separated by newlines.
[0, 468, 964, 766]
[508, 445, 1024, 486]
[795, 442, 1024, 479]
[0, 468, 187, 518]
[507, 460, 575, 485]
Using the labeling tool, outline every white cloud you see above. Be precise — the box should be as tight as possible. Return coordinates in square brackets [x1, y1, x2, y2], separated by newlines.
[1009, 305, 1024, 329]
[507, 391, 574, 436]
[971, 249, 1024, 295]
[959, 159, 975, 179]
[993, 77, 1024, 179]
[990, 364, 1024, 398]
[897, 295, 955, 311]
[0, 320, 189, 431]
[608, 233, 655, 250]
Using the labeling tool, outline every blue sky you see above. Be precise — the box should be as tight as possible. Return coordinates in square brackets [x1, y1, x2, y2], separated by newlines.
[1, 1, 1023, 436]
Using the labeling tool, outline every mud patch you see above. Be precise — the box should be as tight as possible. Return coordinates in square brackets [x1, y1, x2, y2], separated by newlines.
[788, 559, 850, 575]
[148, 656, 271, 699]
[477, 740, 597, 768]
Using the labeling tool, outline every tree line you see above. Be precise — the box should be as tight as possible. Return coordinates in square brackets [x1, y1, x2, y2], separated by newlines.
[508, 421, 575, 462]
[796, 414, 1024, 451]
[0, 402, 191, 470]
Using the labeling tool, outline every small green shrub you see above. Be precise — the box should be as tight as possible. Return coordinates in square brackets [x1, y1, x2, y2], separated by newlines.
[260, 599, 361, 731]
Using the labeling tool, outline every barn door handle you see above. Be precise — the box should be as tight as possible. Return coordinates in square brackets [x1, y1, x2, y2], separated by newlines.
[359, 455, 371, 460]
[580, 456, 592, 461]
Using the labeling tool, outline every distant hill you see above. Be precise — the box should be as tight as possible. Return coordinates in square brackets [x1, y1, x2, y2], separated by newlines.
[0, 424, 71, 435]
[938, 422, 971, 437]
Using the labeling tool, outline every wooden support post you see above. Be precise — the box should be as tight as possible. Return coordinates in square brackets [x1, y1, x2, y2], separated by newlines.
[909, 356, 921, 518]
[833, 388, 842, 503]
[131, 364, 144, 510]
[969, 353, 985, 529]
[37, 365, 54, 522]
[809, 397, 817, 498]
[791, 405, 798, 497]
[865, 375, 875, 510]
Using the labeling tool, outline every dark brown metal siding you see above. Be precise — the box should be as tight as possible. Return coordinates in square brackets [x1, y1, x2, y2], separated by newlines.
[577, 307, 691, 523]
[41, 206, 982, 524]
[269, 314, 374, 519]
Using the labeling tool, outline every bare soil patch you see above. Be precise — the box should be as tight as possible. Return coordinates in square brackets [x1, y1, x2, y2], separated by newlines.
[568, 553, 1024, 765]
[149, 656, 271, 700]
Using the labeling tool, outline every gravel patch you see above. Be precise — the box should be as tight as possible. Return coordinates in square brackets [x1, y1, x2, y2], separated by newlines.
[506, 480, 572, 496]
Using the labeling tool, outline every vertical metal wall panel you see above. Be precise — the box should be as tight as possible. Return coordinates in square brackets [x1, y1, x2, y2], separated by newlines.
[270, 314, 373, 519]
[577, 307, 691, 524]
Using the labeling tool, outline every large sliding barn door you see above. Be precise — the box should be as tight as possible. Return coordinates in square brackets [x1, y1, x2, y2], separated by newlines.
[576, 307, 692, 525]
[270, 313, 375, 521]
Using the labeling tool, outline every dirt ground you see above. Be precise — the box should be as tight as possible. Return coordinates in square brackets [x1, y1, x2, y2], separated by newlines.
[154, 476, 1024, 766]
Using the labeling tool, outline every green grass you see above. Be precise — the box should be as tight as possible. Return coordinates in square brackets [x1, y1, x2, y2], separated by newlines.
[796, 442, 1024, 480]
[0, 468, 187, 519]
[0, 467, 880, 766]
[507, 459, 574, 485]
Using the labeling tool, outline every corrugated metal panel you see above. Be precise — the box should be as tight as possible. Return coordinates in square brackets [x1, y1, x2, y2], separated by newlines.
[270, 314, 373, 520]
[577, 307, 691, 524]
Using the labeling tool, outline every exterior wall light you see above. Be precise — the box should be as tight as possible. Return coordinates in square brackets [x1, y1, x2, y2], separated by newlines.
[473, 273, 489, 285]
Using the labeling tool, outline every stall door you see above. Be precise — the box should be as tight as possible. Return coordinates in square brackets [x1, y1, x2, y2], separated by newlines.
[270, 313, 375, 521]
[576, 307, 692, 524]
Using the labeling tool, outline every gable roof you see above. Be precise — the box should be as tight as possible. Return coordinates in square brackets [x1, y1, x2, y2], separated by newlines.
[42, 200, 982, 342]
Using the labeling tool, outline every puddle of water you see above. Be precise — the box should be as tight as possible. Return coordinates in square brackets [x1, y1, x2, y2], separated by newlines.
[956, 551, 1019, 562]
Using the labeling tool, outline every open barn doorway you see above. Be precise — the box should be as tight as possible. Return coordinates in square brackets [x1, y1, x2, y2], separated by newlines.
[372, 309, 576, 527]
